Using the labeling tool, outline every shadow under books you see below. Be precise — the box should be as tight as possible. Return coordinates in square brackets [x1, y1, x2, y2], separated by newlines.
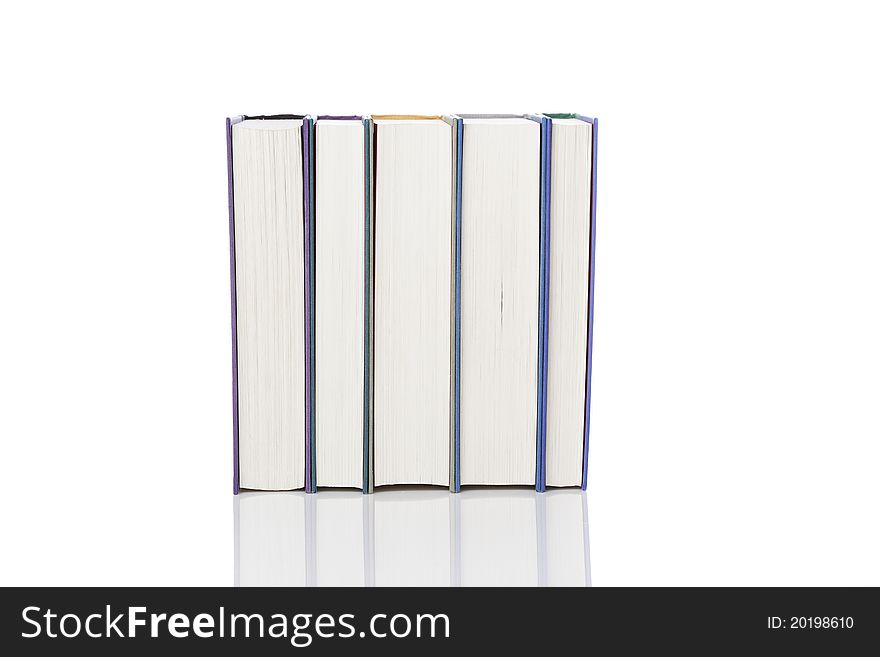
[234, 488, 591, 587]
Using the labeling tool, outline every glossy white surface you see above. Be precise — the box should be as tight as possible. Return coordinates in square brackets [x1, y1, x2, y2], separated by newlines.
[235, 490, 590, 587]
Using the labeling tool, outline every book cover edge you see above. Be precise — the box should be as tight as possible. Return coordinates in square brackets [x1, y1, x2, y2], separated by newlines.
[580, 115, 597, 491]
[303, 117, 317, 493]
[227, 115, 244, 496]
[364, 117, 375, 494]
[444, 115, 463, 493]
[526, 114, 550, 493]
[541, 113, 597, 491]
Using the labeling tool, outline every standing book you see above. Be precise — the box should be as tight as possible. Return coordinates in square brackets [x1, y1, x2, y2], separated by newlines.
[370, 116, 453, 488]
[227, 115, 313, 493]
[448, 114, 547, 491]
[313, 116, 370, 492]
[541, 114, 598, 490]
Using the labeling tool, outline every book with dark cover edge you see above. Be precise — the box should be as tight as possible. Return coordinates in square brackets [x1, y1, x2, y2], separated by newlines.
[227, 114, 313, 495]
[450, 114, 549, 492]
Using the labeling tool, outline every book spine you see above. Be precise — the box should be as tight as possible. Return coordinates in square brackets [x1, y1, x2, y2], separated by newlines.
[363, 117, 375, 494]
[303, 117, 317, 494]
[227, 116, 244, 496]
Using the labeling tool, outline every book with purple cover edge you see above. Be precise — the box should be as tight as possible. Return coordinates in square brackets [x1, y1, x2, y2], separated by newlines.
[312, 116, 372, 494]
[226, 116, 244, 495]
[580, 115, 597, 491]
[303, 117, 316, 493]
[542, 114, 597, 491]
[227, 114, 313, 495]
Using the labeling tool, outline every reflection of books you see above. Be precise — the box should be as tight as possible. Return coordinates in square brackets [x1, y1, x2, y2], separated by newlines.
[315, 492, 367, 586]
[374, 491, 451, 586]
[544, 490, 591, 587]
[457, 490, 538, 586]
[234, 493, 306, 586]
[454, 490, 590, 587]
[234, 490, 590, 587]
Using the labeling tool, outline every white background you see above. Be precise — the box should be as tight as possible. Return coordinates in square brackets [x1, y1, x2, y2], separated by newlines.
[1, 0, 878, 586]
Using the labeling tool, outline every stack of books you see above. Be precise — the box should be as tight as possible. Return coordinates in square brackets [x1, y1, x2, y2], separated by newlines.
[226, 113, 597, 494]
